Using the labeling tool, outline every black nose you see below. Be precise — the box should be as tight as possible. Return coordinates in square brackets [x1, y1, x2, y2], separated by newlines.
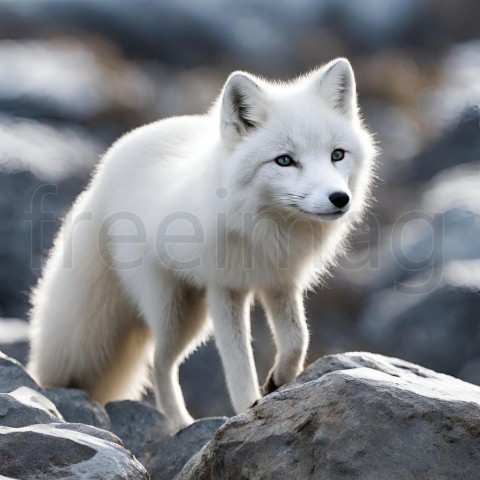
[329, 191, 350, 208]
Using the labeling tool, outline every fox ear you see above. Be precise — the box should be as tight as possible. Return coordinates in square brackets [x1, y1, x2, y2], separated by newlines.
[313, 58, 357, 117]
[221, 71, 266, 145]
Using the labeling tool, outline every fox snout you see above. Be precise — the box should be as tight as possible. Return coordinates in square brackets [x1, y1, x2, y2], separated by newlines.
[329, 191, 350, 209]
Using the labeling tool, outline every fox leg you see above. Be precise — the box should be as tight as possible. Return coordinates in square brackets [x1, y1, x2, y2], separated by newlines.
[127, 267, 209, 432]
[207, 287, 260, 413]
[259, 289, 308, 394]
[153, 284, 209, 432]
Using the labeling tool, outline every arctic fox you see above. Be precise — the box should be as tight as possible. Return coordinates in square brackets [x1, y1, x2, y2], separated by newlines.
[28, 58, 376, 432]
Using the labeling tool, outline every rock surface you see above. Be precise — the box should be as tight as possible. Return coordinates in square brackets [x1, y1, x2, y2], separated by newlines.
[44, 387, 111, 430]
[398, 107, 480, 185]
[145, 417, 227, 480]
[0, 423, 149, 480]
[0, 351, 40, 393]
[0, 352, 149, 480]
[359, 260, 480, 380]
[106, 399, 168, 462]
[105, 401, 227, 479]
[178, 352, 480, 480]
[0, 386, 63, 427]
[3, 349, 480, 479]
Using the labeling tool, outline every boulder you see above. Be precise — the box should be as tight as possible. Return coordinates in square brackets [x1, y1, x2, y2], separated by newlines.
[0, 422, 149, 479]
[44, 387, 110, 430]
[0, 318, 30, 366]
[178, 352, 480, 480]
[106, 400, 226, 478]
[180, 342, 235, 419]
[53, 422, 123, 445]
[0, 367, 149, 479]
[0, 386, 63, 428]
[359, 260, 480, 380]
[0, 39, 153, 124]
[106, 399, 168, 461]
[145, 417, 227, 480]
[283, 351, 431, 389]
[397, 107, 480, 186]
[0, 341, 29, 366]
[346, 162, 480, 293]
[0, 351, 40, 393]
[0, 171, 86, 319]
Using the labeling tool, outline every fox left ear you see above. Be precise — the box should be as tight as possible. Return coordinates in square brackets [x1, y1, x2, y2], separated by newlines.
[313, 58, 357, 117]
[220, 71, 267, 145]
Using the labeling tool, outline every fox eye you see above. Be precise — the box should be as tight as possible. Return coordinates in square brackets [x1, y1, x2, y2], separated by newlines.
[331, 149, 345, 162]
[275, 154, 295, 167]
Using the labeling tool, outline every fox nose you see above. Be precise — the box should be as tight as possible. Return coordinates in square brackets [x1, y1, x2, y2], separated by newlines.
[329, 191, 350, 209]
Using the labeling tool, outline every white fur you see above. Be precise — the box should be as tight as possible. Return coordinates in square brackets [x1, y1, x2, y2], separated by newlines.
[28, 58, 376, 432]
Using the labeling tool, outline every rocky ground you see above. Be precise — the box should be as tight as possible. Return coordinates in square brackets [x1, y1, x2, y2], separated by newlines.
[1, 349, 480, 479]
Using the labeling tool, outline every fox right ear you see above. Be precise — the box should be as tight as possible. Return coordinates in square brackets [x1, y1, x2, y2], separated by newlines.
[220, 72, 267, 145]
[312, 58, 357, 117]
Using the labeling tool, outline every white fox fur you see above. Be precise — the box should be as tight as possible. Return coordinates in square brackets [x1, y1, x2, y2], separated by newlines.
[28, 58, 376, 432]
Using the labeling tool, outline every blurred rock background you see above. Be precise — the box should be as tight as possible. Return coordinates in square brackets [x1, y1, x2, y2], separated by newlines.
[0, 0, 479, 418]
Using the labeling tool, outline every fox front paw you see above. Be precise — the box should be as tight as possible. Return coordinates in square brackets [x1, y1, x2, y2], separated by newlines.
[261, 372, 279, 396]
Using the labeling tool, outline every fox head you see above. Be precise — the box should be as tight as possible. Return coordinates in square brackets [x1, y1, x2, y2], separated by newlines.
[218, 58, 376, 224]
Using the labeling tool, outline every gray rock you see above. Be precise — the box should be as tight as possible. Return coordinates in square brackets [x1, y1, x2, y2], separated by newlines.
[146, 417, 227, 479]
[44, 387, 110, 430]
[0, 422, 149, 479]
[0, 40, 153, 124]
[0, 372, 147, 478]
[0, 318, 29, 365]
[106, 399, 226, 478]
[0, 341, 29, 366]
[178, 353, 480, 480]
[398, 107, 480, 186]
[0, 171, 87, 319]
[106, 399, 168, 460]
[362, 207, 480, 292]
[0, 352, 40, 393]
[0, 386, 63, 428]
[180, 342, 235, 419]
[347, 162, 480, 294]
[359, 260, 480, 380]
[53, 422, 123, 445]
[283, 351, 430, 389]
